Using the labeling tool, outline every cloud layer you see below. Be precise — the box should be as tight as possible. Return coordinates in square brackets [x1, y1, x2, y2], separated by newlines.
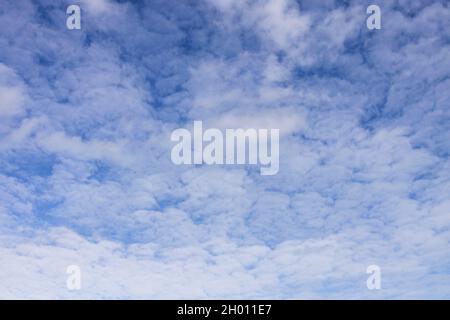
[0, 0, 449, 299]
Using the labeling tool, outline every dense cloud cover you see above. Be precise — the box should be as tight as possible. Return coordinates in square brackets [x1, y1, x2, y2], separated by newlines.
[0, 0, 449, 298]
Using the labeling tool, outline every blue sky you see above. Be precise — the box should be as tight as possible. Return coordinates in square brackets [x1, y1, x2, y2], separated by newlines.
[0, 0, 449, 299]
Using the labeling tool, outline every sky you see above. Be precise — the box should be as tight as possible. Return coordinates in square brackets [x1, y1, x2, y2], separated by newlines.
[0, 0, 449, 299]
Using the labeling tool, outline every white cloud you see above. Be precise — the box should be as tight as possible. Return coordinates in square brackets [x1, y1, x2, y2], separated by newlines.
[0, 64, 26, 118]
